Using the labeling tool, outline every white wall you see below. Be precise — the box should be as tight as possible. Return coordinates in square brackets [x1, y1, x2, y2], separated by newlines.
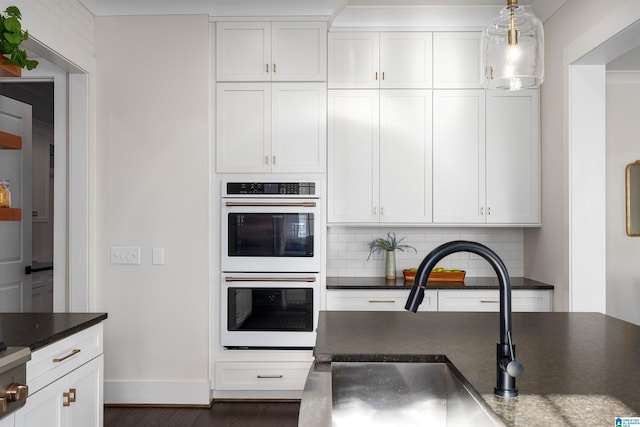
[95, 15, 211, 404]
[606, 80, 640, 325]
[523, 0, 635, 311]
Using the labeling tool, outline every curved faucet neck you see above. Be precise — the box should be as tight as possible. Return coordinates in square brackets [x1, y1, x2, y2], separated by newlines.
[408, 240, 513, 345]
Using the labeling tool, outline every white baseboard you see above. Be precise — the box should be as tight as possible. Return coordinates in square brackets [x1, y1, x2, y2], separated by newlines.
[212, 390, 303, 400]
[105, 380, 211, 405]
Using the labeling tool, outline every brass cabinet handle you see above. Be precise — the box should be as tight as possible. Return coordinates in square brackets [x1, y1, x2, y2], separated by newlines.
[368, 300, 396, 303]
[225, 201, 316, 207]
[68, 388, 76, 403]
[382, 71, 385, 80]
[257, 374, 283, 379]
[53, 349, 81, 363]
[273, 63, 276, 73]
[480, 300, 499, 303]
[225, 276, 316, 283]
[375, 71, 378, 80]
[266, 63, 269, 73]
[63, 391, 71, 407]
[272, 155, 276, 164]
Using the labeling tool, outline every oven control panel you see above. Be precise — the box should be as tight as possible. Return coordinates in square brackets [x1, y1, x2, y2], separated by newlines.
[225, 182, 317, 196]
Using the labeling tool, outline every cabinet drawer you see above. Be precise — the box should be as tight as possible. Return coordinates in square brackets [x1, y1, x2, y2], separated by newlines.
[438, 290, 552, 312]
[326, 290, 437, 311]
[215, 361, 311, 391]
[27, 323, 103, 394]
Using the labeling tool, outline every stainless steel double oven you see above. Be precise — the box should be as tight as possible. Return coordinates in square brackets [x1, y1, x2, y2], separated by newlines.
[220, 181, 320, 349]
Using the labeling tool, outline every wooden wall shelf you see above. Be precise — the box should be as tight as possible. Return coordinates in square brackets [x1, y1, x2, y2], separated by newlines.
[0, 208, 21, 221]
[0, 130, 22, 149]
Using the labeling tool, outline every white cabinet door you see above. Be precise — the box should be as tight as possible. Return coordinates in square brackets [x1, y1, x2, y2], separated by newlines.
[271, 83, 326, 173]
[216, 22, 271, 81]
[216, 83, 271, 173]
[16, 356, 103, 427]
[0, 415, 13, 427]
[14, 375, 65, 427]
[433, 32, 482, 88]
[379, 90, 433, 223]
[328, 32, 432, 89]
[486, 90, 540, 224]
[328, 32, 379, 88]
[271, 22, 327, 81]
[217, 83, 326, 173]
[379, 32, 432, 89]
[217, 22, 327, 82]
[433, 90, 486, 223]
[328, 90, 379, 223]
[67, 356, 103, 427]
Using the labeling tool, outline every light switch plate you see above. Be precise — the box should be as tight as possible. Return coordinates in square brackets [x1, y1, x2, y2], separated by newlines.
[110, 247, 141, 264]
[152, 247, 164, 265]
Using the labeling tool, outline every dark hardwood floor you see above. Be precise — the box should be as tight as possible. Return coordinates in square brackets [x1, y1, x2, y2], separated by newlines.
[104, 401, 300, 427]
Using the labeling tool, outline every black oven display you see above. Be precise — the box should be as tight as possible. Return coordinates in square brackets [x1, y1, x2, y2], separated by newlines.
[227, 288, 314, 332]
[228, 213, 314, 257]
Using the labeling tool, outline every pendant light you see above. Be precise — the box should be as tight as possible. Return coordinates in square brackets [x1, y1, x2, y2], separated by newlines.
[481, 0, 544, 90]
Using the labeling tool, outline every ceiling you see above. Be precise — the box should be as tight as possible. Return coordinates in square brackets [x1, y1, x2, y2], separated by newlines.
[78, 0, 536, 18]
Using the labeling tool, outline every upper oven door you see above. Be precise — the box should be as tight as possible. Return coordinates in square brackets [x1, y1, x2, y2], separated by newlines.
[221, 199, 321, 272]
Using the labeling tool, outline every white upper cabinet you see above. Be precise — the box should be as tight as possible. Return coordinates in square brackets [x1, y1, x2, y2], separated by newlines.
[217, 82, 327, 173]
[328, 32, 432, 89]
[433, 32, 482, 88]
[485, 90, 540, 224]
[216, 21, 327, 81]
[328, 89, 432, 223]
[433, 90, 486, 224]
[433, 89, 540, 225]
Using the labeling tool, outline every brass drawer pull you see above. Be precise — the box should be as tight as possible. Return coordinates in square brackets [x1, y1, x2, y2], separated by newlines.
[69, 388, 76, 403]
[63, 391, 71, 407]
[480, 300, 499, 303]
[53, 349, 81, 363]
[257, 374, 284, 379]
[368, 300, 396, 303]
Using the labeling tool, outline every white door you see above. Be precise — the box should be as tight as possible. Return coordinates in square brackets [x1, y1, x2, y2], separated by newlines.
[433, 90, 485, 224]
[271, 83, 326, 173]
[379, 90, 433, 222]
[271, 22, 327, 81]
[486, 90, 540, 224]
[328, 90, 379, 223]
[328, 32, 380, 89]
[0, 95, 32, 312]
[216, 83, 271, 173]
[379, 32, 433, 89]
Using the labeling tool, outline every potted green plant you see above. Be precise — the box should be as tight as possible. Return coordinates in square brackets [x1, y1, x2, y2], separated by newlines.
[0, 6, 38, 74]
[367, 232, 417, 279]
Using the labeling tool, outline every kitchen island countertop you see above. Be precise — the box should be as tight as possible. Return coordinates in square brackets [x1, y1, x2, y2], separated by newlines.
[327, 276, 553, 290]
[0, 312, 108, 351]
[309, 311, 639, 426]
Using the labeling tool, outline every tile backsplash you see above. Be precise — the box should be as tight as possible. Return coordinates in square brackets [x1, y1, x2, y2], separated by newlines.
[327, 226, 523, 278]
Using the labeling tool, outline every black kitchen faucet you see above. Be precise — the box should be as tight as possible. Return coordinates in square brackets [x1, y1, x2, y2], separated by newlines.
[405, 240, 524, 398]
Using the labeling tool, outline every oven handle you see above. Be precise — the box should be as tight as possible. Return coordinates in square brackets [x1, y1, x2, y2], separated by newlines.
[225, 201, 316, 207]
[225, 276, 317, 283]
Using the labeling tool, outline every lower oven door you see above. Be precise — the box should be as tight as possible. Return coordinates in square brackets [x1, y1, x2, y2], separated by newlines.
[221, 273, 320, 349]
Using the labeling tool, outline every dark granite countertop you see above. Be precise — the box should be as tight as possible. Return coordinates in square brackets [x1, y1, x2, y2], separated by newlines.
[312, 311, 639, 425]
[327, 276, 553, 290]
[0, 313, 108, 351]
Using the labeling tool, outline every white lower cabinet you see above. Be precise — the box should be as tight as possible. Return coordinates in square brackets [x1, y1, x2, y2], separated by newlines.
[215, 361, 311, 391]
[0, 415, 14, 427]
[438, 290, 552, 312]
[12, 323, 104, 427]
[326, 289, 437, 311]
[326, 289, 552, 312]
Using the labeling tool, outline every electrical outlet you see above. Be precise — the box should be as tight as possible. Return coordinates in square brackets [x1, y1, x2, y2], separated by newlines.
[110, 247, 141, 265]
[152, 247, 164, 265]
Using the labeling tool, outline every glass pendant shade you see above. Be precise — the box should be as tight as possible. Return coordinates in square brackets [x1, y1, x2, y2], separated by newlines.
[481, 1, 544, 90]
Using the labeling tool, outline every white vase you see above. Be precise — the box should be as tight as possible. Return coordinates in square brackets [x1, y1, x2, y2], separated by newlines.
[385, 250, 396, 280]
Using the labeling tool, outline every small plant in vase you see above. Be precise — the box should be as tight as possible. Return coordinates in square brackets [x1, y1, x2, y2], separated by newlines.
[367, 232, 416, 279]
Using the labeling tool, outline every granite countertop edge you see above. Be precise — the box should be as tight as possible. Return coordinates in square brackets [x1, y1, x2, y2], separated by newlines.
[0, 313, 108, 351]
[327, 276, 553, 290]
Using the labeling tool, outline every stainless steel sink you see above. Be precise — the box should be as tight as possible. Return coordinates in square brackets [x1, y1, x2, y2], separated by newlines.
[330, 362, 505, 426]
